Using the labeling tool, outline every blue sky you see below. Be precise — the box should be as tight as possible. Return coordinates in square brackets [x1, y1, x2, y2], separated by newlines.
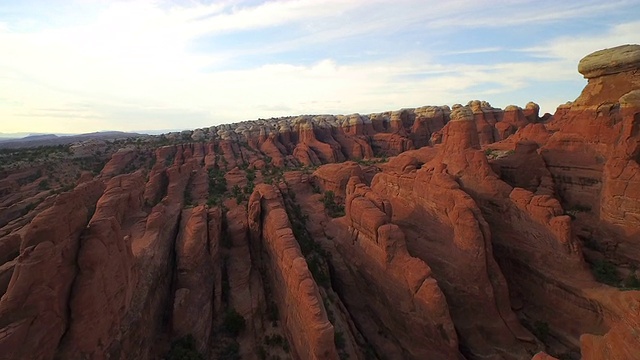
[0, 0, 639, 133]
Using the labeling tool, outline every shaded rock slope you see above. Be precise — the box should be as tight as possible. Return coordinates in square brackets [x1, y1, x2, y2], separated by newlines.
[1, 45, 640, 360]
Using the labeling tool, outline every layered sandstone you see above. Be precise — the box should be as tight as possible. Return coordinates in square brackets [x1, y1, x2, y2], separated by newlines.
[326, 176, 462, 359]
[248, 184, 338, 360]
[373, 112, 539, 358]
[0, 179, 105, 360]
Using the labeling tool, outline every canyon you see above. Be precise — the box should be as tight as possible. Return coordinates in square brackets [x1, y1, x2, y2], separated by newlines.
[0, 44, 639, 360]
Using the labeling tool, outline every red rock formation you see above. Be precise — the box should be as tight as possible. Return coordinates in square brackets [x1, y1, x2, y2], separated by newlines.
[372, 151, 538, 357]
[56, 172, 144, 359]
[490, 141, 555, 196]
[410, 106, 447, 148]
[293, 117, 345, 164]
[248, 184, 338, 360]
[601, 90, 640, 235]
[0, 179, 105, 360]
[172, 205, 215, 353]
[259, 132, 288, 167]
[311, 161, 363, 199]
[100, 148, 137, 177]
[326, 176, 462, 359]
[333, 115, 374, 160]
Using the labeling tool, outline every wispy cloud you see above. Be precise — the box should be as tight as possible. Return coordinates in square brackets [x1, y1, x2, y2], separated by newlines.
[521, 20, 640, 64]
[0, 0, 638, 133]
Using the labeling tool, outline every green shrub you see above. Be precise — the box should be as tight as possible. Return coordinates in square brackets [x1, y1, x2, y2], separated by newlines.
[166, 335, 204, 360]
[533, 321, 550, 341]
[267, 302, 279, 323]
[208, 168, 227, 196]
[592, 260, 620, 286]
[570, 204, 592, 213]
[38, 179, 50, 190]
[322, 191, 345, 218]
[264, 334, 287, 348]
[334, 331, 346, 349]
[257, 345, 267, 360]
[218, 341, 240, 360]
[624, 273, 640, 289]
[183, 189, 193, 206]
[223, 309, 246, 337]
[246, 168, 256, 182]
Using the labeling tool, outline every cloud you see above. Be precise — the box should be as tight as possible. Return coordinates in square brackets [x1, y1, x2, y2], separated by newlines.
[0, 0, 638, 133]
[424, 0, 636, 29]
[521, 20, 640, 64]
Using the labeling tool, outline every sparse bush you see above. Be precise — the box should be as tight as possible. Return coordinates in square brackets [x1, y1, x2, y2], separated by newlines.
[624, 272, 640, 289]
[334, 331, 346, 349]
[572, 204, 592, 212]
[246, 168, 256, 182]
[218, 341, 240, 360]
[244, 182, 254, 195]
[24, 202, 37, 213]
[184, 188, 193, 207]
[208, 168, 227, 197]
[223, 309, 246, 337]
[264, 334, 286, 348]
[38, 179, 50, 190]
[267, 302, 279, 323]
[533, 321, 550, 341]
[592, 260, 620, 286]
[232, 184, 246, 204]
[322, 191, 345, 218]
[257, 345, 267, 360]
[166, 335, 204, 360]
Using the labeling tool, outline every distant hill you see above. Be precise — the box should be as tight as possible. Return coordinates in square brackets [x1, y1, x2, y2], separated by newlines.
[19, 134, 60, 141]
[0, 131, 147, 149]
[0, 132, 68, 140]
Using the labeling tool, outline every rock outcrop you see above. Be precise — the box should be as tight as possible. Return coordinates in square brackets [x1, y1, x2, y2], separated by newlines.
[172, 205, 218, 353]
[326, 176, 462, 359]
[248, 184, 338, 360]
[0, 180, 105, 360]
[373, 111, 539, 358]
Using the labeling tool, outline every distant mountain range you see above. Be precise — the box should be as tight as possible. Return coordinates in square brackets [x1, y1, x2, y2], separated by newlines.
[0, 132, 69, 139]
[0, 131, 147, 149]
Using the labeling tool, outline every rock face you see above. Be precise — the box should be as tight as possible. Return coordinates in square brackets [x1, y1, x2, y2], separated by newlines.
[578, 44, 640, 78]
[326, 176, 462, 359]
[0, 45, 639, 360]
[373, 117, 539, 358]
[0, 180, 105, 360]
[56, 172, 144, 359]
[311, 161, 364, 199]
[172, 205, 217, 353]
[543, 45, 640, 245]
[248, 184, 338, 360]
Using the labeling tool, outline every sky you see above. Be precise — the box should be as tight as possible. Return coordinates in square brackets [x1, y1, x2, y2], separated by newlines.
[0, 0, 639, 134]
